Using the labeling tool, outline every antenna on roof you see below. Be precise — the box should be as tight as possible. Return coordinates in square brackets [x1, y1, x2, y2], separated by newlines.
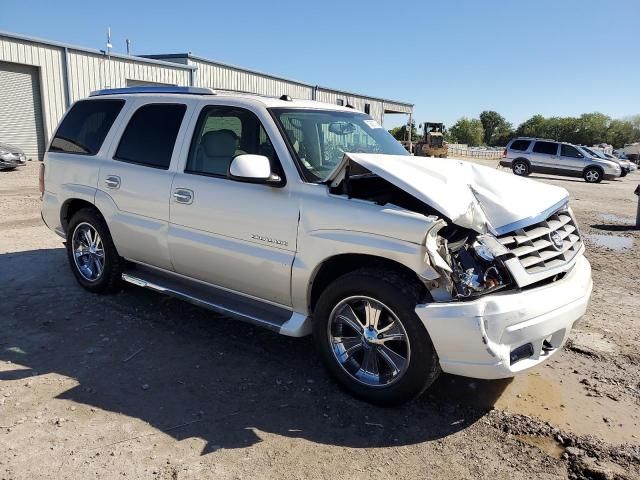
[279, 94, 292, 101]
[126, 38, 132, 55]
[106, 27, 112, 58]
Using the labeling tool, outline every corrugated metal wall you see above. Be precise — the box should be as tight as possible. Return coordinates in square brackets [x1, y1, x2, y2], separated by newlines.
[67, 51, 190, 102]
[383, 101, 412, 114]
[190, 58, 313, 100]
[0, 33, 192, 145]
[315, 88, 385, 124]
[0, 35, 66, 140]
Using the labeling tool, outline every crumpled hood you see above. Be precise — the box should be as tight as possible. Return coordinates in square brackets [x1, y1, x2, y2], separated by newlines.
[332, 153, 569, 234]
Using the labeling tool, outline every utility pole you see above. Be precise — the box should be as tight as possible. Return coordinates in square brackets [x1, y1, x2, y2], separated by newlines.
[635, 184, 640, 229]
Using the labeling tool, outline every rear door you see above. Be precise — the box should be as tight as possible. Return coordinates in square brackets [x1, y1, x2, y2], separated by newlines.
[530, 141, 559, 171]
[96, 99, 192, 270]
[558, 144, 586, 173]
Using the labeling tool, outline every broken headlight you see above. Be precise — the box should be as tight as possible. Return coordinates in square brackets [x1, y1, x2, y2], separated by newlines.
[449, 235, 511, 298]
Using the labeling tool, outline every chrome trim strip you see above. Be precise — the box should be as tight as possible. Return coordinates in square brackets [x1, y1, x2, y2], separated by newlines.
[492, 197, 569, 236]
[121, 273, 285, 332]
[89, 86, 216, 97]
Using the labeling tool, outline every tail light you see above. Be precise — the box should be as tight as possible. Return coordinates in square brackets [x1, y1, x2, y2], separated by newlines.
[502, 149, 507, 158]
[39, 163, 45, 197]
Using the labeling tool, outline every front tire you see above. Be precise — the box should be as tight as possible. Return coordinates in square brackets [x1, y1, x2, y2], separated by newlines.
[583, 167, 603, 183]
[312, 268, 440, 405]
[512, 159, 530, 176]
[66, 207, 123, 293]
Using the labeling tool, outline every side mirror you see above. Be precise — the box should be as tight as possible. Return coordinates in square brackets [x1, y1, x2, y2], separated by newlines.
[228, 154, 281, 185]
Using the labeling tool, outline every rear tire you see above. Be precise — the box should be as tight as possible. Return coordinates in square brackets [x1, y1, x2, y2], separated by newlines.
[312, 268, 440, 406]
[583, 167, 603, 183]
[66, 207, 123, 293]
[512, 159, 530, 176]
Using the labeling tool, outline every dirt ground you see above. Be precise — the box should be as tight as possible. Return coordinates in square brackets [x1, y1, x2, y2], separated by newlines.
[1, 160, 639, 480]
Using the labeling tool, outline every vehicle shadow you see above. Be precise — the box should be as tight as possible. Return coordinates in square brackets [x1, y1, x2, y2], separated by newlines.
[528, 174, 611, 184]
[591, 224, 638, 232]
[0, 247, 510, 454]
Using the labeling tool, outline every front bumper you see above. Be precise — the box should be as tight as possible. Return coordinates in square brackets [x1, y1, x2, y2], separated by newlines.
[0, 153, 26, 168]
[415, 255, 592, 379]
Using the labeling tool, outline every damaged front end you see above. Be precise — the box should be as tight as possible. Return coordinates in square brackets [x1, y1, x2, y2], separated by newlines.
[424, 222, 513, 301]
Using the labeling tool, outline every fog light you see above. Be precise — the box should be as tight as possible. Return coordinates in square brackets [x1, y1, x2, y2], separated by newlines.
[510, 343, 534, 365]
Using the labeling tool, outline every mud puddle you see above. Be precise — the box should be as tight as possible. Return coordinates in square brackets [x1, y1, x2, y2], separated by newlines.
[513, 434, 564, 459]
[446, 367, 638, 444]
[584, 233, 635, 251]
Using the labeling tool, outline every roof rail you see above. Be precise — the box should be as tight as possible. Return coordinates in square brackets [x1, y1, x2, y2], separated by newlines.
[89, 86, 216, 97]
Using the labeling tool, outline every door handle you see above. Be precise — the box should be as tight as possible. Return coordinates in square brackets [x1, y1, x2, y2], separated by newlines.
[173, 188, 194, 205]
[104, 175, 121, 189]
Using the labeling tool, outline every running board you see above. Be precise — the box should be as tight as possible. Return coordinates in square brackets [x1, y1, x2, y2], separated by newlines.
[121, 266, 311, 337]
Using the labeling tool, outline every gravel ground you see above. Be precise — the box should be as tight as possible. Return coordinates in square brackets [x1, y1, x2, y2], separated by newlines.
[0, 161, 639, 480]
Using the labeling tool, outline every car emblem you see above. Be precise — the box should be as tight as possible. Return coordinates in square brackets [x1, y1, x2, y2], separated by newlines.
[549, 231, 564, 251]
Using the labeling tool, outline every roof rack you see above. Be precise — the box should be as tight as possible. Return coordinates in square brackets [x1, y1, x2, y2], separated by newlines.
[89, 86, 216, 97]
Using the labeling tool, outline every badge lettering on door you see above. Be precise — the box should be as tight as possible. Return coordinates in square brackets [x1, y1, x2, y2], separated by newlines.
[251, 234, 288, 246]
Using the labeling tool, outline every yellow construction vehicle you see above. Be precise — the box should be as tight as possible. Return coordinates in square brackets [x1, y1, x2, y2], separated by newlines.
[415, 122, 448, 158]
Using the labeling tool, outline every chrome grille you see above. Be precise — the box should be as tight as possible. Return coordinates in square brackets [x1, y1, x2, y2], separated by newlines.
[497, 210, 582, 274]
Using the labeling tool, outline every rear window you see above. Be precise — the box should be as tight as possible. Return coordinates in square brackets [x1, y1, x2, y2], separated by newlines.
[50, 99, 124, 155]
[532, 141, 558, 155]
[114, 103, 186, 169]
[510, 139, 531, 151]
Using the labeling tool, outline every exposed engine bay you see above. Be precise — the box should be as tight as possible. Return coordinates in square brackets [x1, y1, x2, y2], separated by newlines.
[329, 171, 512, 301]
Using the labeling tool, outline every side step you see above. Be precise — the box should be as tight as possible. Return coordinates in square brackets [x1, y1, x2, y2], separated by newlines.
[121, 265, 310, 336]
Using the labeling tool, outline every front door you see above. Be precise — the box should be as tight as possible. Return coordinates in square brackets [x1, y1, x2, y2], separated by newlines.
[168, 104, 298, 307]
[558, 144, 586, 173]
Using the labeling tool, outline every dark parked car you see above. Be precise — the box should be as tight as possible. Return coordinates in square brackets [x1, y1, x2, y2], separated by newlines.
[0, 142, 28, 170]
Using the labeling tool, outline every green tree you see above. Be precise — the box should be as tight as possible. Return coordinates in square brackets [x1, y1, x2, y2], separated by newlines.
[389, 121, 418, 141]
[449, 117, 484, 146]
[479, 111, 513, 146]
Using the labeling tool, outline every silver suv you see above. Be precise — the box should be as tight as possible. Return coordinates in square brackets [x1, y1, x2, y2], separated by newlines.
[502, 137, 621, 183]
[41, 87, 592, 405]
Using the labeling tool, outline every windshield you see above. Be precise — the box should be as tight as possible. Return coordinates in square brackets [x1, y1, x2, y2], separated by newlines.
[271, 108, 409, 182]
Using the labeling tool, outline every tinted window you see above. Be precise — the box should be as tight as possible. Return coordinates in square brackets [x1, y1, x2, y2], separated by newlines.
[50, 100, 124, 155]
[560, 145, 583, 158]
[510, 139, 531, 151]
[186, 106, 281, 179]
[114, 104, 186, 169]
[532, 141, 558, 155]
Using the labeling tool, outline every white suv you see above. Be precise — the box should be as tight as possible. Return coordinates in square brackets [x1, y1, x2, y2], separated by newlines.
[41, 87, 593, 405]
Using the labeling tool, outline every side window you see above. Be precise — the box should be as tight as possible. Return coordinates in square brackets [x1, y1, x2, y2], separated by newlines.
[560, 145, 583, 158]
[114, 103, 186, 169]
[50, 99, 124, 155]
[186, 106, 280, 178]
[532, 141, 558, 155]
[510, 139, 531, 151]
[364, 103, 371, 115]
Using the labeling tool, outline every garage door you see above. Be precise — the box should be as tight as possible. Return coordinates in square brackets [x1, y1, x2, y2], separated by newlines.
[0, 61, 45, 160]
[126, 79, 175, 87]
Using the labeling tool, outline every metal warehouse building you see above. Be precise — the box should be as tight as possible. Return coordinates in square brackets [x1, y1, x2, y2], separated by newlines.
[0, 31, 413, 161]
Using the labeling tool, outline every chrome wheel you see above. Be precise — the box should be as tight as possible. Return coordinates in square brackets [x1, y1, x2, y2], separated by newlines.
[585, 169, 600, 182]
[71, 222, 105, 282]
[327, 296, 410, 388]
[513, 162, 527, 175]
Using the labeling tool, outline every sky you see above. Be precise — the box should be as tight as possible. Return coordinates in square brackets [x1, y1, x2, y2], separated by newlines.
[1, 0, 638, 129]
